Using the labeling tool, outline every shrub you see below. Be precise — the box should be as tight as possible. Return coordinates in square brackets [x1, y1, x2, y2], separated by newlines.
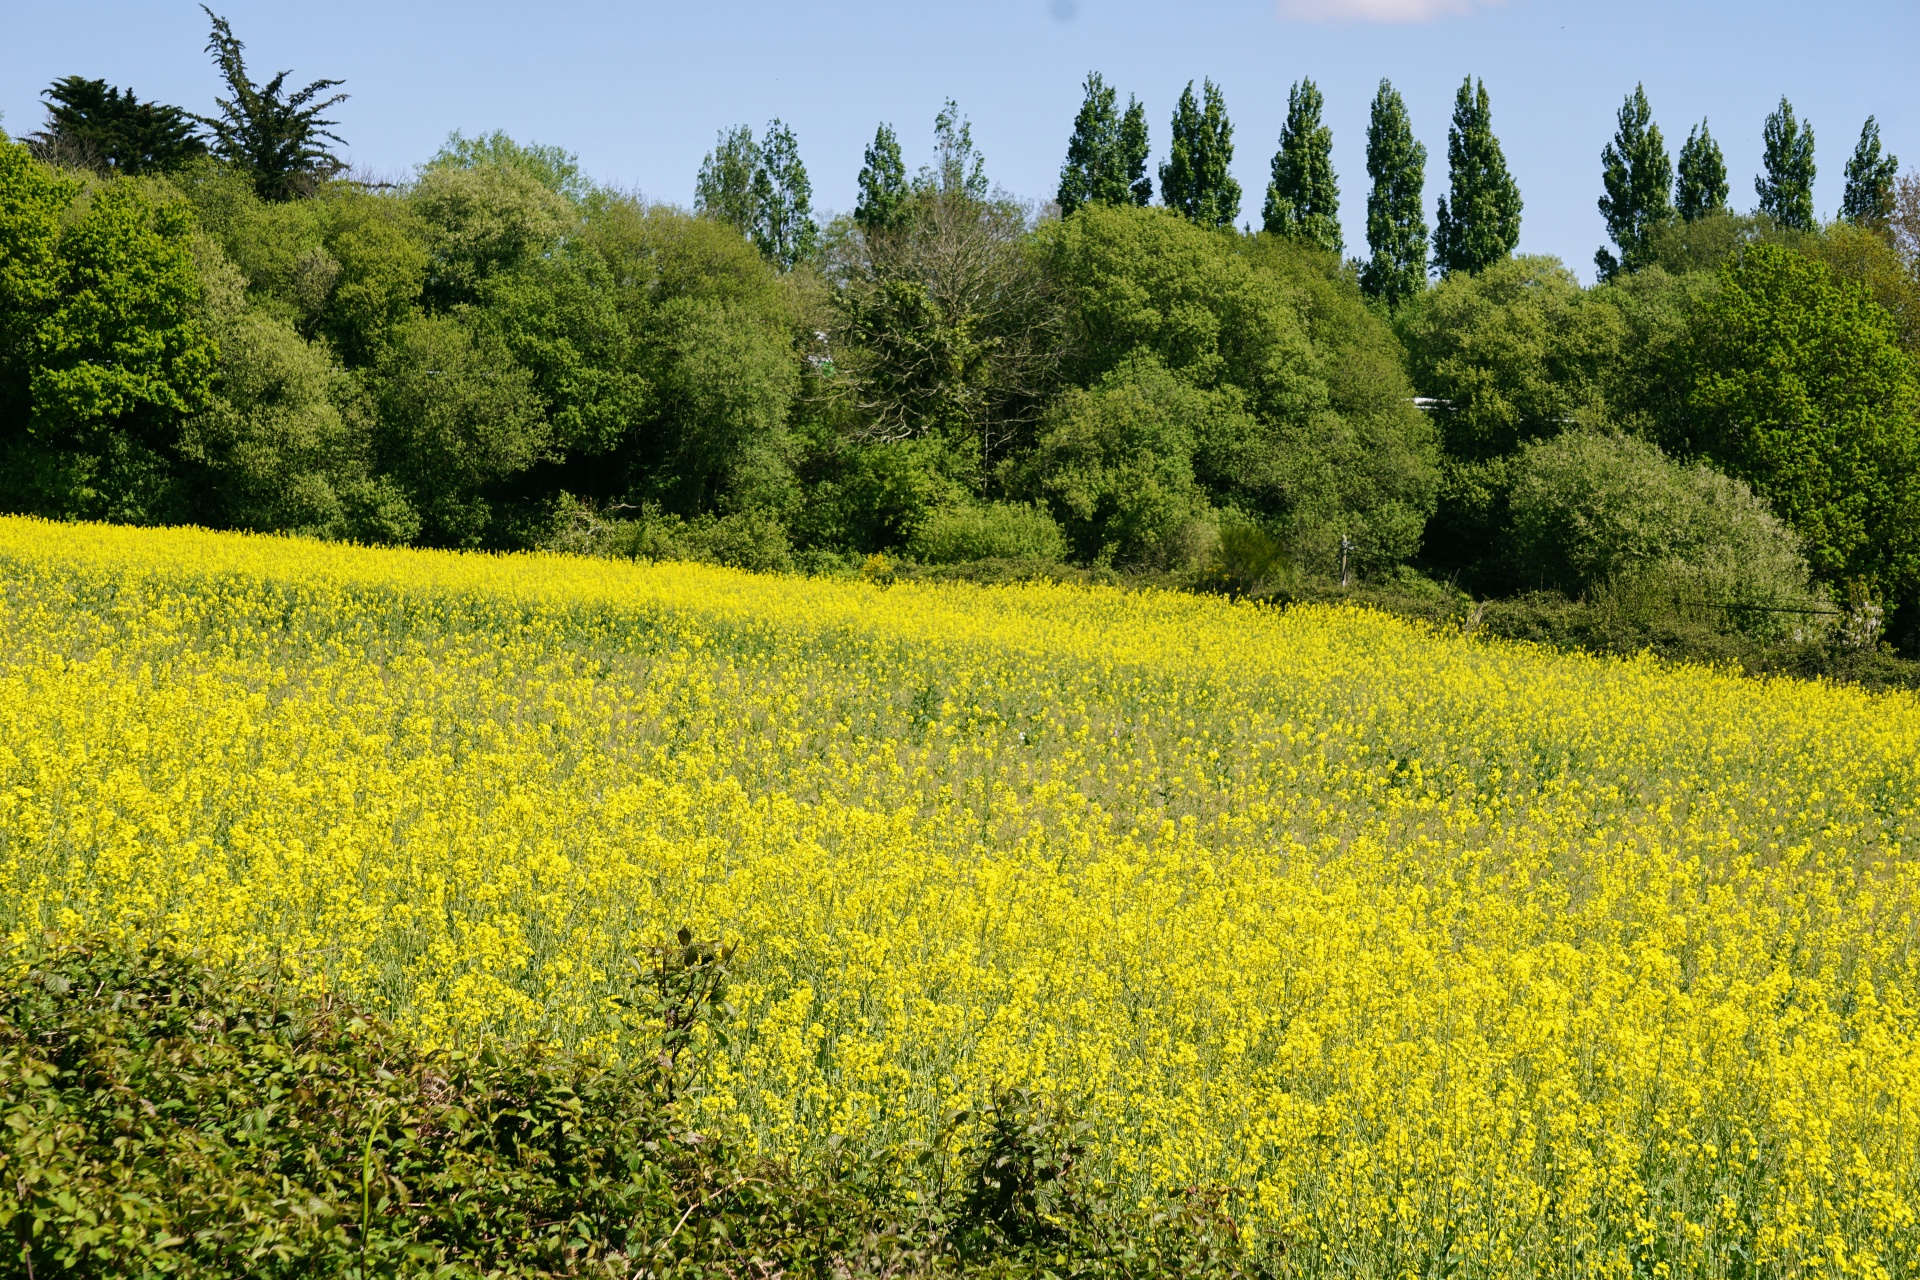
[908, 502, 1067, 564]
[1507, 428, 1823, 633]
[547, 497, 793, 573]
[1, 935, 1272, 1279]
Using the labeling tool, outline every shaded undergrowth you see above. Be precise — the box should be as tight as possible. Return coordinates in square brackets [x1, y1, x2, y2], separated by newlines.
[1, 935, 1271, 1279]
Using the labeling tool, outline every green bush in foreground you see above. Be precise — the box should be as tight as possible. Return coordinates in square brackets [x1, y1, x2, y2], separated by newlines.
[2, 936, 1269, 1278]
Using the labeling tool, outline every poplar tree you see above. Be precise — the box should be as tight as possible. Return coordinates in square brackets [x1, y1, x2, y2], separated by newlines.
[1058, 73, 1152, 215]
[697, 121, 817, 269]
[1841, 116, 1899, 224]
[1433, 77, 1521, 276]
[1595, 83, 1673, 280]
[1755, 97, 1816, 231]
[1675, 120, 1729, 222]
[752, 120, 817, 269]
[1360, 79, 1427, 306]
[1118, 97, 1152, 206]
[855, 123, 908, 232]
[695, 126, 761, 237]
[1160, 79, 1240, 230]
[1262, 77, 1341, 253]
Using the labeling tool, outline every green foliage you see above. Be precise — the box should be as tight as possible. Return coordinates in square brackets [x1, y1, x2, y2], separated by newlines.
[195, 7, 347, 202]
[1262, 78, 1341, 254]
[1755, 97, 1816, 232]
[695, 120, 817, 269]
[427, 129, 592, 205]
[924, 100, 990, 200]
[1433, 77, 1521, 277]
[1675, 120, 1729, 222]
[1841, 116, 1899, 225]
[1360, 78, 1427, 308]
[181, 295, 412, 543]
[366, 313, 549, 546]
[26, 76, 206, 176]
[1596, 84, 1673, 279]
[1, 935, 1272, 1279]
[1023, 352, 1220, 566]
[1683, 242, 1920, 602]
[1042, 206, 1436, 574]
[1507, 429, 1820, 631]
[751, 120, 817, 269]
[1397, 255, 1616, 462]
[0, 157, 216, 524]
[855, 123, 908, 232]
[1159, 80, 1240, 230]
[549, 497, 794, 572]
[1057, 73, 1152, 217]
[908, 501, 1067, 564]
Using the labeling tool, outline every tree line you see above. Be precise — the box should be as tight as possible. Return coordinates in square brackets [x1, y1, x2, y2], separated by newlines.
[4, 9, 1919, 658]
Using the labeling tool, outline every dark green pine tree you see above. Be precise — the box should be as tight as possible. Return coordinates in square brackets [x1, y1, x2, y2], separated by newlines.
[1595, 83, 1673, 280]
[1841, 116, 1899, 224]
[1433, 77, 1521, 276]
[195, 7, 348, 201]
[855, 123, 909, 232]
[1057, 73, 1151, 215]
[1262, 78, 1341, 254]
[1160, 79, 1240, 230]
[1755, 97, 1816, 231]
[1360, 79, 1427, 307]
[1675, 120, 1729, 222]
[26, 76, 206, 175]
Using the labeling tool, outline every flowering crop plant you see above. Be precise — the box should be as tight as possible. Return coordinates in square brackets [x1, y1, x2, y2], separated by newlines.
[2, 516, 1917, 1277]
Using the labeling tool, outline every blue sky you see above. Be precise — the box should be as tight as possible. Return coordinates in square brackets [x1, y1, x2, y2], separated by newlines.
[6, 0, 1913, 281]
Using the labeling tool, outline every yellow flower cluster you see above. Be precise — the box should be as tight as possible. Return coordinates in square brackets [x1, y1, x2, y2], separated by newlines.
[3, 516, 1917, 1277]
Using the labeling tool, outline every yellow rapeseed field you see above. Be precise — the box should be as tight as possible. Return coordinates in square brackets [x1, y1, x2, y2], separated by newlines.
[2, 515, 1918, 1277]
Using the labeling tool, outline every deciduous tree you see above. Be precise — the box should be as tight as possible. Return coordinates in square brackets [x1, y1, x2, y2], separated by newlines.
[1755, 97, 1816, 231]
[1433, 77, 1521, 276]
[1159, 80, 1239, 230]
[1595, 84, 1672, 280]
[1841, 116, 1899, 225]
[1058, 73, 1151, 216]
[1675, 120, 1728, 222]
[1360, 79, 1427, 307]
[1263, 78, 1341, 254]
[855, 123, 908, 232]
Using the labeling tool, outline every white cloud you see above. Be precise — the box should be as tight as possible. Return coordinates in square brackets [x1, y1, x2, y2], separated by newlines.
[1277, 0, 1505, 22]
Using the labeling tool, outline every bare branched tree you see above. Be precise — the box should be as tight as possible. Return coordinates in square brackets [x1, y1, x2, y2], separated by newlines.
[1893, 171, 1920, 272]
[826, 185, 1066, 482]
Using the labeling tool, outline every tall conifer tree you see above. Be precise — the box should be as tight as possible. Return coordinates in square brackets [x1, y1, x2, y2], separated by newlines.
[1675, 120, 1729, 222]
[1756, 97, 1816, 231]
[1841, 116, 1899, 224]
[1160, 79, 1240, 230]
[855, 123, 908, 232]
[1058, 73, 1152, 215]
[1595, 83, 1673, 280]
[1360, 79, 1427, 306]
[1433, 77, 1521, 276]
[1262, 78, 1341, 253]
